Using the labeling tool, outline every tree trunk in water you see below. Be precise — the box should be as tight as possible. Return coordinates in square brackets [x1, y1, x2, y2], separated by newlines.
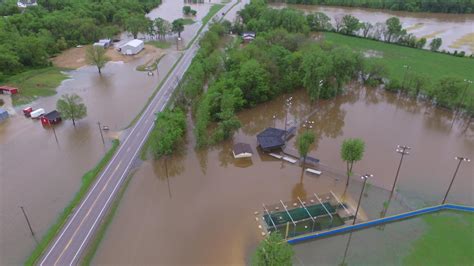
[72, 117, 76, 127]
[346, 162, 353, 187]
[98, 66, 102, 75]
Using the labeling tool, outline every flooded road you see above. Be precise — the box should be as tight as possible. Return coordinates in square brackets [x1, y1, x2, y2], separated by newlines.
[93, 86, 473, 265]
[0, 0, 220, 264]
[271, 3, 474, 54]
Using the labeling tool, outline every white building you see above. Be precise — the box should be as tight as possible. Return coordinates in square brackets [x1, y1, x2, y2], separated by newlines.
[120, 39, 144, 55]
[17, 0, 37, 8]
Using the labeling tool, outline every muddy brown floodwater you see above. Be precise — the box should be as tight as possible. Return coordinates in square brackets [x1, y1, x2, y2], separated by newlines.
[93, 86, 473, 265]
[271, 3, 474, 54]
[0, 0, 222, 264]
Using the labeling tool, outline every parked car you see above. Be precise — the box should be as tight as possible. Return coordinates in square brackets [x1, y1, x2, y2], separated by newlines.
[30, 108, 45, 119]
[23, 106, 33, 117]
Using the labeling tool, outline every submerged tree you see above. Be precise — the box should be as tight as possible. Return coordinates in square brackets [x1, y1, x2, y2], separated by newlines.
[86, 46, 109, 75]
[56, 94, 87, 127]
[340, 138, 365, 188]
[252, 233, 294, 266]
[172, 19, 185, 38]
[297, 131, 316, 165]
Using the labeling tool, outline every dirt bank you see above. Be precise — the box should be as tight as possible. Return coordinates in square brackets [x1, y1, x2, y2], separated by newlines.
[51, 44, 164, 69]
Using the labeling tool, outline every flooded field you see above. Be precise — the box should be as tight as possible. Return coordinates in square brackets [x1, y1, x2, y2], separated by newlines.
[271, 3, 474, 53]
[93, 86, 473, 265]
[0, 0, 220, 263]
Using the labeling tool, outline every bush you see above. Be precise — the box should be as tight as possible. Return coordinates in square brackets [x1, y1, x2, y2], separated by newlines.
[386, 78, 401, 92]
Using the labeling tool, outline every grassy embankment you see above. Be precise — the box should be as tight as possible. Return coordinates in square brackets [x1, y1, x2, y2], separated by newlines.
[185, 4, 225, 49]
[324, 32, 474, 92]
[404, 211, 474, 265]
[182, 18, 196, 25]
[4, 67, 69, 106]
[24, 139, 120, 266]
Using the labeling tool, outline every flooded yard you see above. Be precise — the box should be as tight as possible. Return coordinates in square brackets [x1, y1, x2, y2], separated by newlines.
[93, 86, 473, 265]
[271, 3, 474, 53]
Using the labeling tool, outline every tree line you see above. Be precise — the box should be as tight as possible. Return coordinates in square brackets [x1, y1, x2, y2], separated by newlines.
[0, 0, 162, 80]
[266, 0, 474, 13]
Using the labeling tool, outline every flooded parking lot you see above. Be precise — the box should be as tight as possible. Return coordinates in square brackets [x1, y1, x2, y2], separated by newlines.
[93, 86, 473, 265]
[271, 3, 474, 53]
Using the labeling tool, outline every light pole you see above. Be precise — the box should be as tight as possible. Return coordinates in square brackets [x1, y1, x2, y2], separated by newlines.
[353, 174, 373, 225]
[97, 121, 105, 145]
[402, 65, 410, 91]
[390, 145, 410, 199]
[284, 97, 293, 132]
[302, 120, 315, 132]
[272, 114, 276, 128]
[442, 156, 470, 204]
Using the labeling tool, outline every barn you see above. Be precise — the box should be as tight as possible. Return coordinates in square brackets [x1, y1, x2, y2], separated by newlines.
[41, 110, 62, 126]
[0, 86, 19, 95]
[120, 39, 144, 55]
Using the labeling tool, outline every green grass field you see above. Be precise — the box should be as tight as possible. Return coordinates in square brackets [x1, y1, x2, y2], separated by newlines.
[4, 67, 69, 106]
[146, 40, 172, 49]
[324, 33, 474, 92]
[403, 211, 474, 265]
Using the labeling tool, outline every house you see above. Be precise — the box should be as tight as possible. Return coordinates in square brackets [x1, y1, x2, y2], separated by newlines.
[99, 39, 112, 47]
[93, 42, 107, 48]
[120, 39, 144, 55]
[232, 143, 253, 159]
[242, 31, 256, 43]
[0, 108, 9, 122]
[0, 86, 19, 95]
[257, 127, 287, 151]
[41, 110, 61, 126]
[17, 0, 37, 8]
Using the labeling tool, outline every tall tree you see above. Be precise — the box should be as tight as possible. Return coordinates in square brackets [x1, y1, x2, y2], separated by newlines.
[297, 131, 316, 165]
[86, 46, 109, 74]
[340, 138, 365, 188]
[361, 22, 373, 38]
[125, 15, 150, 39]
[172, 19, 185, 38]
[302, 46, 333, 102]
[341, 15, 360, 35]
[56, 94, 87, 127]
[429, 38, 442, 51]
[154, 17, 171, 39]
[306, 12, 332, 32]
[385, 17, 404, 42]
[252, 233, 294, 266]
[149, 109, 186, 158]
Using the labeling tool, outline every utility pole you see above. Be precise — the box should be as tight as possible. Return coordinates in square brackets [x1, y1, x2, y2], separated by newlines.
[20, 206, 36, 239]
[442, 156, 470, 204]
[284, 97, 292, 132]
[353, 174, 373, 225]
[390, 145, 410, 200]
[97, 121, 105, 145]
[51, 124, 59, 144]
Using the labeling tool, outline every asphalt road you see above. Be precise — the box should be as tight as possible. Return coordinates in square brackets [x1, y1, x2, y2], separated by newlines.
[39, 2, 238, 265]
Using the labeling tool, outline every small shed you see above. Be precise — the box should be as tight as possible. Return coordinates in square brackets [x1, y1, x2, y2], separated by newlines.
[121, 39, 144, 55]
[41, 110, 61, 126]
[99, 39, 112, 47]
[257, 127, 287, 151]
[0, 108, 9, 122]
[0, 86, 19, 95]
[233, 143, 253, 159]
[93, 42, 107, 48]
[242, 31, 256, 43]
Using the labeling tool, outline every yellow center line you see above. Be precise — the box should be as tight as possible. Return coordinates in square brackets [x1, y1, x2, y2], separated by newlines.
[53, 161, 122, 265]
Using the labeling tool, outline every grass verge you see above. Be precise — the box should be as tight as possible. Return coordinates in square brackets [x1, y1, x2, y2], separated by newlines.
[81, 171, 134, 265]
[146, 40, 172, 49]
[324, 32, 474, 92]
[24, 139, 120, 266]
[4, 67, 70, 106]
[182, 18, 196, 25]
[403, 211, 474, 265]
[185, 4, 225, 49]
[136, 54, 166, 72]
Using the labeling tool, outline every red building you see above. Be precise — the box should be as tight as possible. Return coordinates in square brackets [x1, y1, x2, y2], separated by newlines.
[0, 86, 19, 95]
[41, 110, 62, 126]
